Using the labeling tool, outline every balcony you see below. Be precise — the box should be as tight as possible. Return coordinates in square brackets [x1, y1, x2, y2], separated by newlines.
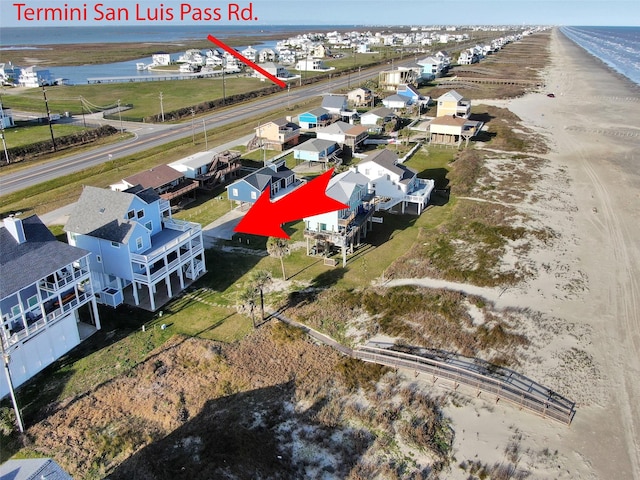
[39, 266, 90, 293]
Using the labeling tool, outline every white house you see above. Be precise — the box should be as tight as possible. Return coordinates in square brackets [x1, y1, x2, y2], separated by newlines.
[1, 215, 101, 398]
[152, 52, 172, 66]
[321, 94, 348, 115]
[18, 66, 54, 87]
[382, 94, 411, 111]
[355, 149, 435, 214]
[295, 57, 332, 72]
[255, 62, 292, 81]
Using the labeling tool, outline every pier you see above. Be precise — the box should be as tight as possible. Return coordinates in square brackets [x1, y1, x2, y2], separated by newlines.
[87, 70, 229, 84]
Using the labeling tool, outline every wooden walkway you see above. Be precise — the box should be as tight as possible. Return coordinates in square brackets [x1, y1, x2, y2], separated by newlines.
[437, 77, 542, 87]
[270, 311, 576, 425]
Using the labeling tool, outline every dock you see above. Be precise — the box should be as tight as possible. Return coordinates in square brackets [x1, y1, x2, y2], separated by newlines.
[86, 70, 229, 84]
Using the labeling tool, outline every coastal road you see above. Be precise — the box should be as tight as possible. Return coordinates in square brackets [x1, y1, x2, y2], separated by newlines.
[0, 60, 415, 196]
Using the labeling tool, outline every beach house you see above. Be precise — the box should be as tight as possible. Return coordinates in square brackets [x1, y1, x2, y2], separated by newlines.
[303, 170, 376, 266]
[355, 149, 435, 214]
[169, 150, 241, 190]
[252, 118, 301, 151]
[18, 66, 54, 87]
[293, 138, 341, 168]
[298, 107, 332, 129]
[435, 90, 471, 118]
[111, 164, 199, 206]
[226, 161, 300, 207]
[428, 115, 484, 147]
[1, 215, 101, 398]
[316, 121, 369, 156]
[65, 186, 206, 312]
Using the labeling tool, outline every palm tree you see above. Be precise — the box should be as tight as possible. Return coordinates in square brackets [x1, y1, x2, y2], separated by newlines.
[250, 269, 272, 322]
[267, 237, 290, 280]
[237, 286, 258, 328]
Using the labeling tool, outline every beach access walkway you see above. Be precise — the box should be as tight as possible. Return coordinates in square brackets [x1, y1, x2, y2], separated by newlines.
[269, 309, 577, 426]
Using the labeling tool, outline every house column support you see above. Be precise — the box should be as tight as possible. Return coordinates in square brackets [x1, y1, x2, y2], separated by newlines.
[165, 276, 173, 299]
[178, 265, 185, 290]
[306, 237, 310, 255]
[342, 244, 347, 267]
[91, 297, 101, 330]
[148, 283, 156, 311]
[402, 201, 406, 214]
[132, 282, 140, 306]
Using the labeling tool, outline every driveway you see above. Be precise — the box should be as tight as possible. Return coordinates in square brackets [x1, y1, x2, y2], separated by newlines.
[201, 206, 246, 245]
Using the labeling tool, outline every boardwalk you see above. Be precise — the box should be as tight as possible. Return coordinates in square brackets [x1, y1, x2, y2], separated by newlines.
[270, 310, 576, 425]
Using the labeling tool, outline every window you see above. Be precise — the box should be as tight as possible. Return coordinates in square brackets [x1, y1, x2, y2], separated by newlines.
[232, 188, 238, 197]
[27, 296, 38, 308]
[136, 237, 143, 250]
[127, 210, 135, 219]
[145, 221, 152, 231]
[96, 255, 102, 263]
[111, 241, 120, 248]
[11, 305, 21, 317]
[137, 210, 144, 219]
[250, 191, 257, 200]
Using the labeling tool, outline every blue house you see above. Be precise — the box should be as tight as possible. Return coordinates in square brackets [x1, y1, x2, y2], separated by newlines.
[298, 107, 331, 129]
[293, 138, 341, 166]
[226, 162, 300, 206]
[65, 185, 206, 312]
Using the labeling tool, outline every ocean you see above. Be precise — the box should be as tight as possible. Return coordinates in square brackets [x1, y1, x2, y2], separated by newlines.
[560, 26, 640, 86]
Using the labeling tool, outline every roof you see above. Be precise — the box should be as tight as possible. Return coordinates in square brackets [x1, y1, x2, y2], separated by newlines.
[169, 151, 214, 170]
[437, 90, 465, 102]
[317, 121, 352, 135]
[0, 215, 89, 299]
[293, 138, 337, 153]
[241, 164, 294, 191]
[417, 56, 440, 66]
[430, 115, 468, 126]
[64, 186, 158, 243]
[358, 149, 417, 184]
[300, 107, 330, 119]
[0, 458, 72, 480]
[383, 94, 410, 104]
[321, 94, 347, 110]
[123, 164, 183, 189]
[325, 170, 370, 204]
[362, 107, 395, 119]
[256, 118, 300, 131]
[345, 124, 369, 137]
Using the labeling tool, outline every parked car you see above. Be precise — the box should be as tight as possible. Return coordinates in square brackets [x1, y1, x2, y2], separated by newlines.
[547, 93, 555, 98]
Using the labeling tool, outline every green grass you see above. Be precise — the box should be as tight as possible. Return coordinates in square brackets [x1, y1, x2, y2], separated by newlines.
[1, 124, 90, 149]
[2, 77, 269, 119]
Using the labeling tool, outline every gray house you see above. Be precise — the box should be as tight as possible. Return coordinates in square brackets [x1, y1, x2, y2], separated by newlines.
[226, 162, 300, 206]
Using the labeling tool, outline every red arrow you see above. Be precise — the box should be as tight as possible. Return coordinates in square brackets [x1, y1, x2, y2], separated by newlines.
[207, 34, 286, 88]
[234, 168, 348, 239]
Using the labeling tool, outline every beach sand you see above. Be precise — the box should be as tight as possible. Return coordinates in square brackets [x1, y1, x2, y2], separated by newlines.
[436, 28, 640, 478]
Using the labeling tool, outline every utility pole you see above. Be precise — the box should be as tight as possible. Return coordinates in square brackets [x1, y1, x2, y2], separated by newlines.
[117, 99, 123, 134]
[0, 132, 9, 164]
[202, 118, 208, 149]
[1, 340, 24, 433]
[190, 108, 195, 144]
[222, 57, 226, 106]
[80, 96, 86, 128]
[41, 84, 56, 151]
[159, 92, 164, 122]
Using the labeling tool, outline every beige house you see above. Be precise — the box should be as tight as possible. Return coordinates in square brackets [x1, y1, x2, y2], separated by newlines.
[378, 67, 420, 91]
[253, 118, 301, 151]
[347, 87, 373, 107]
[435, 90, 471, 118]
[429, 116, 483, 146]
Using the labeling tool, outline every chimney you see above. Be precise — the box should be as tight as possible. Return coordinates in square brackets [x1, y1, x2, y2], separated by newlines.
[4, 216, 26, 244]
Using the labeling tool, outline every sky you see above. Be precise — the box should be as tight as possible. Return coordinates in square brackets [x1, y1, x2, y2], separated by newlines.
[1, 0, 639, 28]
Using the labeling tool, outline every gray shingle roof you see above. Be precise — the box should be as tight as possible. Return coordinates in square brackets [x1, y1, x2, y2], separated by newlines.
[0, 457, 73, 480]
[242, 165, 294, 191]
[326, 170, 370, 204]
[293, 138, 337, 153]
[360, 149, 417, 184]
[64, 186, 157, 243]
[0, 215, 89, 299]
[321, 94, 347, 110]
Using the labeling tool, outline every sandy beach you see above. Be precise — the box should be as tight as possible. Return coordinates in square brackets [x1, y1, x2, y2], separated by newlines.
[435, 28, 640, 479]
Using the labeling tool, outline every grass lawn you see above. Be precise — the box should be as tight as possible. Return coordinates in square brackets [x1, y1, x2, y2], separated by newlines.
[2, 77, 270, 120]
[1, 123, 90, 149]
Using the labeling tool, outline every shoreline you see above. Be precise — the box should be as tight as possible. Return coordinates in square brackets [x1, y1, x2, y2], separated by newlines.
[443, 26, 639, 479]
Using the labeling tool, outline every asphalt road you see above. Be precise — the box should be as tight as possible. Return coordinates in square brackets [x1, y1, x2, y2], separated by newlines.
[0, 60, 414, 196]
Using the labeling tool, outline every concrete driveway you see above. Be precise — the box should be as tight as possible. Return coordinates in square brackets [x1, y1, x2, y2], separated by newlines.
[201, 206, 246, 245]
